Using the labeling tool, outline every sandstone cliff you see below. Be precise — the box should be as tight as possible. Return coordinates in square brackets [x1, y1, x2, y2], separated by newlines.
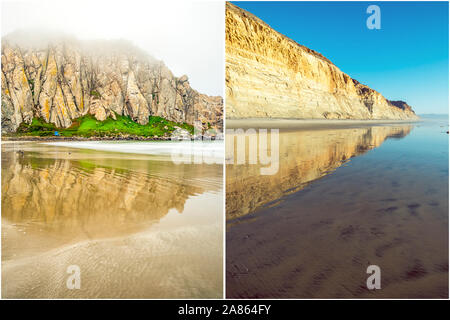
[1, 33, 223, 133]
[226, 3, 418, 120]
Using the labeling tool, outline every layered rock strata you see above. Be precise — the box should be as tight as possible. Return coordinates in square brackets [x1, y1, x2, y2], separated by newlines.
[225, 2, 418, 120]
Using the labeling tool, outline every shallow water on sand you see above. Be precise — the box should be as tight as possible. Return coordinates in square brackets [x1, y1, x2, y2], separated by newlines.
[226, 118, 448, 298]
[2, 141, 223, 298]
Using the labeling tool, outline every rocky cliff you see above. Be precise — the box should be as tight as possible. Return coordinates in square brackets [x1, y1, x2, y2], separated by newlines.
[1, 33, 223, 133]
[225, 3, 418, 120]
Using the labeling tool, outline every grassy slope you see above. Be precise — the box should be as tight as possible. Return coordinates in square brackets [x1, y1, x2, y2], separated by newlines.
[12, 114, 194, 138]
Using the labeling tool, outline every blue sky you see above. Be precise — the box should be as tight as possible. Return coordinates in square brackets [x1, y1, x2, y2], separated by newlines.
[233, 1, 449, 114]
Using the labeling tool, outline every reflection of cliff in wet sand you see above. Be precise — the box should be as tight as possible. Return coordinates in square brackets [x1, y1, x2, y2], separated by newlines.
[227, 120, 448, 298]
[2, 143, 223, 298]
[2, 151, 201, 245]
[227, 124, 413, 219]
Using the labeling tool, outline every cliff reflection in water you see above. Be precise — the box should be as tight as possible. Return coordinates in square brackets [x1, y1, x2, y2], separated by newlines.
[2, 142, 223, 298]
[2, 146, 206, 239]
[226, 124, 413, 219]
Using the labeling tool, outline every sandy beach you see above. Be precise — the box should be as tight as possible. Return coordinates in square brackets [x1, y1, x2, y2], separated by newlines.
[2, 141, 223, 298]
[226, 118, 421, 130]
[41, 140, 224, 160]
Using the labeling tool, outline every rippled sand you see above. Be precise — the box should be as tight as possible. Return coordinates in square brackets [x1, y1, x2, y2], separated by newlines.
[2, 141, 223, 298]
[226, 119, 448, 298]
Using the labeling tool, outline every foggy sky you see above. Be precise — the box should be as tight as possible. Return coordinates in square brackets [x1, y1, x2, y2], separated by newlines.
[1, 0, 224, 97]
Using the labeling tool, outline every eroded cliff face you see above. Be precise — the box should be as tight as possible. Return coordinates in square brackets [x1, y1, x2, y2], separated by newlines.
[225, 3, 418, 120]
[1, 35, 223, 133]
[226, 125, 413, 219]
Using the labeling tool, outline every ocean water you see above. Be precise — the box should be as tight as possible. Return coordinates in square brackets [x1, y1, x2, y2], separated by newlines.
[226, 117, 448, 298]
[1, 141, 223, 298]
[42, 140, 224, 161]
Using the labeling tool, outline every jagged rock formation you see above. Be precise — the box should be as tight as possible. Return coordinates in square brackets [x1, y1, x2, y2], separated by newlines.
[226, 125, 413, 219]
[1, 32, 223, 133]
[225, 3, 418, 120]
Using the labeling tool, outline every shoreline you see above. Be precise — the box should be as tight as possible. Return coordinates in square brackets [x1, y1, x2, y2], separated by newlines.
[41, 140, 224, 158]
[1, 140, 224, 160]
[1, 135, 222, 142]
[1, 135, 172, 142]
[226, 118, 422, 130]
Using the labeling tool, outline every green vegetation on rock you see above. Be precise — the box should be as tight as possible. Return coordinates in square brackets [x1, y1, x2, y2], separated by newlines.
[89, 90, 101, 99]
[13, 114, 194, 138]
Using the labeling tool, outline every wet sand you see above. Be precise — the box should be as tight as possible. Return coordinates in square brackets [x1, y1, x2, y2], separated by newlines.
[226, 124, 416, 219]
[42, 140, 223, 162]
[226, 119, 448, 298]
[2, 141, 223, 298]
[227, 118, 421, 130]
